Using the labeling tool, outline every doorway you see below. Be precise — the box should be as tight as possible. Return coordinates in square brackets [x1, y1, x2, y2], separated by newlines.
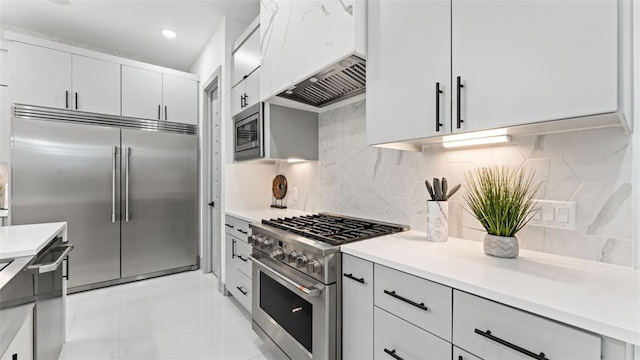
[201, 67, 222, 290]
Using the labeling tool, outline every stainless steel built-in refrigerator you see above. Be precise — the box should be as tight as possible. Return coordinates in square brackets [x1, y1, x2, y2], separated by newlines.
[11, 104, 198, 292]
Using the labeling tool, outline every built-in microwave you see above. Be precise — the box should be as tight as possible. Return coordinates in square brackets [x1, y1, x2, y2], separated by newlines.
[233, 103, 263, 161]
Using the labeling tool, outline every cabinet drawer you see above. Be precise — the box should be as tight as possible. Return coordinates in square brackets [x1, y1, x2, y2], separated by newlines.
[453, 346, 481, 360]
[234, 239, 252, 278]
[234, 269, 252, 313]
[224, 215, 251, 242]
[342, 254, 374, 360]
[374, 307, 451, 360]
[374, 264, 452, 341]
[453, 290, 601, 360]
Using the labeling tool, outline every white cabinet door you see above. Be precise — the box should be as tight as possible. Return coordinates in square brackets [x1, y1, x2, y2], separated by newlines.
[0, 49, 8, 86]
[453, 346, 482, 360]
[233, 27, 260, 88]
[1, 309, 34, 360]
[72, 55, 120, 115]
[12, 42, 71, 109]
[162, 74, 198, 124]
[366, 0, 451, 145]
[451, 0, 617, 133]
[342, 254, 374, 360]
[121, 65, 162, 120]
[244, 68, 260, 110]
[225, 234, 237, 295]
[231, 82, 245, 117]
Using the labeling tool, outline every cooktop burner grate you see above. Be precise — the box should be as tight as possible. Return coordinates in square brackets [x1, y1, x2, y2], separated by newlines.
[262, 213, 406, 245]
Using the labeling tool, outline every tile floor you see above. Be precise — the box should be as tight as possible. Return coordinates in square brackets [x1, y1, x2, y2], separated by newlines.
[59, 271, 278, 360]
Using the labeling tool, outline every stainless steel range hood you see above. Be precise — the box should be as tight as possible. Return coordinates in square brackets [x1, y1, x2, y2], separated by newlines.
[276, 55, 365, 108]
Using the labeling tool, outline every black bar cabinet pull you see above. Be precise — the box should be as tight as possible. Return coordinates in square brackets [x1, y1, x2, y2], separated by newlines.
[158, 104, 161, 120]
[383, 348, 404, 360]
[12, 353, 17, 360]
[63, 255, 70, 280]
[458, 356, 463, 360]
[237, 255, 248, 262]
[456, 76, 464, 128]
[65, 90, 69, 109]
[435, 82, 443, 132]
[237, 229, 248, 235]
[231, 239, 236, 259]
[164, 106, 168, 121]
[236, 286, 248, 295]
[225, 223, 234, 228]
[75, 92, 78, 110]
[343, 273, 365, 284]
[383, 290, 428, 311]
[474, 329, 549, 360]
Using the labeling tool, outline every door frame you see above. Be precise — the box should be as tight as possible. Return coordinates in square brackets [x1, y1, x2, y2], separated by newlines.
[200, 67, 223, 288]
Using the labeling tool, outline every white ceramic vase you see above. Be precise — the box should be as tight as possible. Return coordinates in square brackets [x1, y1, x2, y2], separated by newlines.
[426, 201, 448, 242]
[483, 233, 519, 258]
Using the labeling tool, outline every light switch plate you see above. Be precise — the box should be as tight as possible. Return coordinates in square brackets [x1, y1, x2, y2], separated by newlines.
[529, 200, 576, 230]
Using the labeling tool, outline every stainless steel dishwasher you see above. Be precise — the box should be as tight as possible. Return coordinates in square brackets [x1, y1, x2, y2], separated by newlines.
[28, 237, 73, 360]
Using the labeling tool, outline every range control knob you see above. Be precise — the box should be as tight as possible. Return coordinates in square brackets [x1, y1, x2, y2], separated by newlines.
[249, 234, 260, 245]
[306, 259, 322, 274]
[287, 250, 299, 263]
[269, 249, 284, 261]
[261, 238, 274, 249]
[296, 254, 310, 269]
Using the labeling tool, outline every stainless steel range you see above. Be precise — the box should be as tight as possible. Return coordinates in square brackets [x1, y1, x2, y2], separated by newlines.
[249, 213, 408, 360]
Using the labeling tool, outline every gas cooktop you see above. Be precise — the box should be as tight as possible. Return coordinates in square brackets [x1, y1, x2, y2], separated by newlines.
[261, 213, 408, 246]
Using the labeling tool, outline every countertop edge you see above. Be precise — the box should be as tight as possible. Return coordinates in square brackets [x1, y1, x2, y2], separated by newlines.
[0, 222, 67, 258]
[340, 243, 640, 346]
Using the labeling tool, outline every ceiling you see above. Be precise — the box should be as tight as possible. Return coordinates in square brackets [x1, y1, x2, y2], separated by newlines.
[0, 0, 260, 71]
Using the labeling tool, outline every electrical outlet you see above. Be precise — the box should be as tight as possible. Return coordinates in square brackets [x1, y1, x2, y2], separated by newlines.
[529, 200, 576, 230]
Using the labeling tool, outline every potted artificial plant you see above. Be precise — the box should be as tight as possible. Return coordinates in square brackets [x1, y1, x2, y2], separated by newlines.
[464, 166, 541, 258]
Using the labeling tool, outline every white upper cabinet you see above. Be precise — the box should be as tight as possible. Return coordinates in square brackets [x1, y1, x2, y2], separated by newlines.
[367, 0, 619, 145]
[260, 0, 366, 101]
[122, 66, 198, 124]
[12, 42, 72, 109]
[162, 74, 198, 125]
[72, 55, 120, 115]
[366, 0, 451, 145]
[122, 65, 163, 120]
[451, 0, 617, 133]
[0, 49, 8, 86]
[233, 26, 260, 88]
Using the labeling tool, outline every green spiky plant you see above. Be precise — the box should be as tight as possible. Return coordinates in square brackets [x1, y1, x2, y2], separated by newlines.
[464, 166, 541, 237]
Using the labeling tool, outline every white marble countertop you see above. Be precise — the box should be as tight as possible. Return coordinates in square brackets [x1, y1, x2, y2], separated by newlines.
[225, 207, 315, 224]
[0, 222, 67, 258]
[341, 231, 640, 346]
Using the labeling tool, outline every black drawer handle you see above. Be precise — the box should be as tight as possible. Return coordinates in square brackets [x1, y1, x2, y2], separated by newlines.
[225, 223, 234, 228]
[343, 273, 365, 284]
[383, 290, 428, 311]
[474, 329, 549, 360]
[435, 82, 443, 132]
[384, 348, 404, 360]
[237, 229, 248, 234]
[236, 286, 248, 295]
[456, 76, 464, 129]
[237, 255, 248, 262]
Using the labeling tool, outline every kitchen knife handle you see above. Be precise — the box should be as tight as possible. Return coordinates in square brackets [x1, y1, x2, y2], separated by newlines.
[456, 76, 464, 129]
[435, 82, 443, 132]
[164, 105, 168, 121]
[125, 146, 131, 222]
[111, 146, 118, 223]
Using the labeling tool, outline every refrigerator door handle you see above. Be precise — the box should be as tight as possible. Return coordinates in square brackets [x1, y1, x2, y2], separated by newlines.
[125, 146, 131, 222]
[112, 146, 118, 222]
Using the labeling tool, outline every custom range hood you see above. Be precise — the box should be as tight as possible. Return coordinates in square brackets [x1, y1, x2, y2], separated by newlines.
[275, 55, 366, 108]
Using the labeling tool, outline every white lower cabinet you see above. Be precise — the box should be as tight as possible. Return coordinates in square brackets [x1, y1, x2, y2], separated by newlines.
[374, 307, 451, 360]
[453, 346, 481, 360]
[453, 290, 601, 360]
[342, 254, 374, 360]
[1, 309, 34, 360]
[224, 214, 253, 313]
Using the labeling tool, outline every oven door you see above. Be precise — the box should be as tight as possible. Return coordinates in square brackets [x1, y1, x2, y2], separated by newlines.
[251, 254, 336, 360]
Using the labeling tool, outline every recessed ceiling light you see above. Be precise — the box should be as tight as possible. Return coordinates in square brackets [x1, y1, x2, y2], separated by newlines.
[161, 29, 177, 39]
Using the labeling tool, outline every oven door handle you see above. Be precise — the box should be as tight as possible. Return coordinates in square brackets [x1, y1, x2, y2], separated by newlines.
[250, 255, 322, 297]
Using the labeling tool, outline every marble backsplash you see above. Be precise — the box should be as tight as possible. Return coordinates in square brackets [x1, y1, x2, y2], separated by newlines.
[276, 100, 634, 267]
